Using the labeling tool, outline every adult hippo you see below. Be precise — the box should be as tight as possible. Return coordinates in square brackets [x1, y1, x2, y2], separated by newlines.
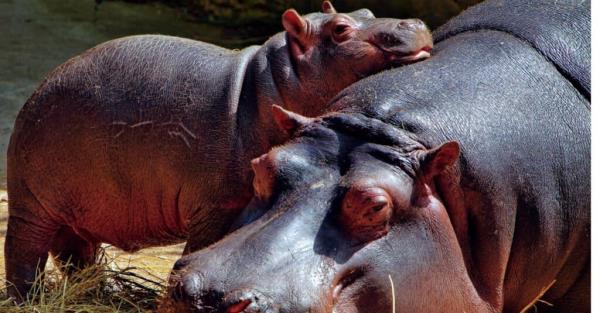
[5, 1, 433, 301]
[168, 0, 590, 312]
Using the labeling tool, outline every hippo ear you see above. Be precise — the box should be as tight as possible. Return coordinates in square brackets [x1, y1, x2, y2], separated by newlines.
[419, 141, 460, 178]
[271, 105, 312, 135]
[322, 1, 337, 14]
[282, 9, 307, 41]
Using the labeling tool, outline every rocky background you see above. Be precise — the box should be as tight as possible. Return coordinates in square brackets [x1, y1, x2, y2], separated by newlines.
[115, 0, 482, 43]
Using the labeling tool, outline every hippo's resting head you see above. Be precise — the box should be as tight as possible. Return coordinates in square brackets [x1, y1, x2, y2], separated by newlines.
[273, 2, 432, 115]
[167, 107, 491, 313]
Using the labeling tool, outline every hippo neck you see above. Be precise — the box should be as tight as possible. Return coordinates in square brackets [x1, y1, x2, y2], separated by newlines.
[239, 33, 312, 148]
[254, 33, 333, 118]
[227, 35, 296, 158]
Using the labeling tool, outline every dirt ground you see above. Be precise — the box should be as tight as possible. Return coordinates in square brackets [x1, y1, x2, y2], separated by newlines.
[0, 189, 184, 284]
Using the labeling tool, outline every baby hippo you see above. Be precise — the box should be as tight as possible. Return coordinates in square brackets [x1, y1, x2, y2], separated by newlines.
[4, 1, 432, 301]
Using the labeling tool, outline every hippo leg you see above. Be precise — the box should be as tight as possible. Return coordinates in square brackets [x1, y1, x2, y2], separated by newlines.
[5, 215, 57, 301]
[50, 226, 99, 272]
[4, 179, 63, 302]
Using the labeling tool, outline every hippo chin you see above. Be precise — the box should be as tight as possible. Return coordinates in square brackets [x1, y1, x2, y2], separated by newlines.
[4, 1, 433, 301]
[169, 0, 590, 312]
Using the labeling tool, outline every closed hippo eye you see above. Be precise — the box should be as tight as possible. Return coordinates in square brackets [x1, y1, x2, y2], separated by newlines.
[331, 21, 355, 43]
[340, 186, 393, 242]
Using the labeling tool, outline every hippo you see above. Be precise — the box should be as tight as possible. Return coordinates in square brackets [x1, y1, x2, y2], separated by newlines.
[4, 1, 433, 301]
[168, 0, 590, 312]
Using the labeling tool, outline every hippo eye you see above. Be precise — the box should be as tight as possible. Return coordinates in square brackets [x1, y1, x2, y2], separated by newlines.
[331, 23, 353, 42]
[371, 203, 386, 212]
[339, 187, 393, 242]
[334, 24, 350, 35]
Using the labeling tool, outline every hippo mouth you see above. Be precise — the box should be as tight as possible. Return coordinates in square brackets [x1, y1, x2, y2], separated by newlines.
[376, 44, 432, 65]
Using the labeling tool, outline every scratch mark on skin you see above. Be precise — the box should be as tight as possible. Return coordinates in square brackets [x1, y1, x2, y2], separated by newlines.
[112, 119, 195, 147]
[161, 121, 197, 139]
[177, 122, 197, 139]
[114, 129, 125, 138]
[112, 120, 154, 138]
[130, 120, 154, 128]
[168, 130, 191, 148]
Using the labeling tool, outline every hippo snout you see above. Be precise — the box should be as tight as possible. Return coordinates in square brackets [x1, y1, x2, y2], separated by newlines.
[169, 273, 277, 313]
[169, 272, 213, 312]
[366, 18, 432, 63]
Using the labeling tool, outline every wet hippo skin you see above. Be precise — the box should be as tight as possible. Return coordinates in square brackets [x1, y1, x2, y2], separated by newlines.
[4, 1, 434, 301]
[169, 0, 590, 312]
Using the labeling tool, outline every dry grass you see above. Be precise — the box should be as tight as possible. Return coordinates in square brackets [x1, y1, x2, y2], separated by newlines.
[0, 192, 184, 312]
[0, 249, 170, 313]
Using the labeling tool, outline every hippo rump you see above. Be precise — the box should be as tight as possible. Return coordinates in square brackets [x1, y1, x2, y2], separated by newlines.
[4, 1, 433, 300]
[169, 0, 590, 312]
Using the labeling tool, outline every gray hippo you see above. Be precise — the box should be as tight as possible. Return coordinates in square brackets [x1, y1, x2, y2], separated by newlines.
[168, 0, 590, 312]
[4, 1, 433, 301]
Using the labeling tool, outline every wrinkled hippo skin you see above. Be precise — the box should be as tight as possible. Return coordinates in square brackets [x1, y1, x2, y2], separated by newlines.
[170, 0, 590, 312]
[4, 2, 433, 301]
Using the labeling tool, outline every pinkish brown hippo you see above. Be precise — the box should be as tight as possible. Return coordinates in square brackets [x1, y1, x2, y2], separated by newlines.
[4, 1, 432, 301]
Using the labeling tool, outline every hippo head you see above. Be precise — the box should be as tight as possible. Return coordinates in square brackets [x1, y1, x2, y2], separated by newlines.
[275, 2, 432, 115]
[168, 107, 492, 312]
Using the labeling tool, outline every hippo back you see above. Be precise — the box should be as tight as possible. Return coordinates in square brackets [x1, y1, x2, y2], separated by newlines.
[434, 0, 591, 99]
[331, 15, 589, 312]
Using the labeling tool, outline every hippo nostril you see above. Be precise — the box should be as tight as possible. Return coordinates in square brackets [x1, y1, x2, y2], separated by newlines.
[169, 272, 206, 304]
[172, 258, 188, 271]
[398, 21, 408, 28]
[173, 259, 187, 271]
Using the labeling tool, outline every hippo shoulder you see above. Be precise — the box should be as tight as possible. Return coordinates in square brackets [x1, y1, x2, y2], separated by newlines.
[433, 0, 590, 98]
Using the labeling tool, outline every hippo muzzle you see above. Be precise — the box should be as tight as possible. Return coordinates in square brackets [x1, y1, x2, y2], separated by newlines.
[365, 18, 433, 64]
